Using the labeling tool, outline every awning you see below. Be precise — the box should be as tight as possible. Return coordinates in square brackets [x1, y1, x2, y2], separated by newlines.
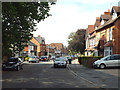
[95, 40, 105, 50]
[104, 41, 113, 47]
[85, 48, 94, 51]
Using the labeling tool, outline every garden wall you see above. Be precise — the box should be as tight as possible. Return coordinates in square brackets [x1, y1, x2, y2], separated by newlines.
[78, 56, 103, 68]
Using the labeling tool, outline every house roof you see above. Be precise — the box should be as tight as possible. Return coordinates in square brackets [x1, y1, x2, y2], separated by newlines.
[34, 37, 42, 44]
[88, 25, 95, 34]
[89, 32, 96, 39]
[95, 15, 120, 32]
[94, 17, 101, 28]
[100, 14, 112, 20]
[50, 43, 63, 50]
[28, 41, 37, 46]
[112, 6, 120, 13]
[46, 44, 55, 49]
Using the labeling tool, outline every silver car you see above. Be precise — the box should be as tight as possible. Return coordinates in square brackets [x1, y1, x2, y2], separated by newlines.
[54, 57, 67, 68]
[93, 54, 120, 69]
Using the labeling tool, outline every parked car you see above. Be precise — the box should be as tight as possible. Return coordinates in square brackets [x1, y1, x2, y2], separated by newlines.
[40, 56, 48, 61]
[51, 56, 56, 60]
[29, 56, 39, 63]
[2, 57, 23, 71]
[54, 57, 67, 68]
[93, 54, 120, 69]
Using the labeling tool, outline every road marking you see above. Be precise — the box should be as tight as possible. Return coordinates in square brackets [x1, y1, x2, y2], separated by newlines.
[68, 65, 102, 88]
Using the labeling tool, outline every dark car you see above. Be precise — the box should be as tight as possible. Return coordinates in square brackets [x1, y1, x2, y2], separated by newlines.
[2, 57, 23, 71]
[40, 56, 48, 61]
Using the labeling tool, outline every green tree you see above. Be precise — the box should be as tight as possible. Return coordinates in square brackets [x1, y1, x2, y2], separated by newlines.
[2, 2, 55, 59]
[68, 29, 86, 54]
[67, 32, 75, 44]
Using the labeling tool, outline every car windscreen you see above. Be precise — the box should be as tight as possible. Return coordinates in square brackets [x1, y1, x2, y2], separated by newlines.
[60, 57, 67, 61]
[7, 58, 18, 62]
[55, 58, 60, 61]
[100, 55, 110, 60]
[30, 57, 35, 58]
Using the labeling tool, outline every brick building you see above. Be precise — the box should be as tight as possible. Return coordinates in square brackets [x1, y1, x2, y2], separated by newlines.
[49, 43, 68, 56]
[24, 41, 37, 56]
[85, 6, 120, 56]
[30, 35, 46, 57]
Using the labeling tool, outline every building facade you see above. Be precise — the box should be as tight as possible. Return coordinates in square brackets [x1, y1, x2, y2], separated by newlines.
[85, 6, 120, 56]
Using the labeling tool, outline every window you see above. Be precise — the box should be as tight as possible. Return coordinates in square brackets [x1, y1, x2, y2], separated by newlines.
[104, 47, 112, 56]
[93, 38, 95, 46]
[113, 55, 120, 60]
[89, 39, 92, 47]
[97, 33, 100, 44]
[42, 40, 45, 44]
[112, 12, 117, 20]
[107, 29, 109, 41]
[101, 20, 104, 25]
[110, 56, 114, 60]
[31, 46, 33, 50]
[110, 28, 112, 40]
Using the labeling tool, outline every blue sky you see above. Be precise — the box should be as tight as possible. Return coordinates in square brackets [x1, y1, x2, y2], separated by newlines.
[33, 0, 120, 46]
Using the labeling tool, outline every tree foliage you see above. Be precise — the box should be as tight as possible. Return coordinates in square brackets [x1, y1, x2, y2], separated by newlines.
[67, 32, 75, 44]
[68, 29, 86, 54]
[2, 2, 55, 57]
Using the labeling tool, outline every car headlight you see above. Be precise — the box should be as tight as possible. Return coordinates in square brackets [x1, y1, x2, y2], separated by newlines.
[93, 62, 97, 65]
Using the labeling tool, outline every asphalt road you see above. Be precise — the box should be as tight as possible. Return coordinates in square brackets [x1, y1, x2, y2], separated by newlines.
[2, 59, 120, 89]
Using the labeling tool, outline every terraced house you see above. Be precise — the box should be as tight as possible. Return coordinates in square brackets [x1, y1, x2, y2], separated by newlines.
[85, 25, 95, 56]
[24, 35, 46, 57]
[85, 6, 120, 56]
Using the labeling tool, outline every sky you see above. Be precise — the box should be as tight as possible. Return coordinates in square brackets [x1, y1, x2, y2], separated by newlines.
[32, 0, 120, 47]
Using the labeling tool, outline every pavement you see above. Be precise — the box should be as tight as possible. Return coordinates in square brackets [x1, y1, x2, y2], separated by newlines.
[68, 59, 120, 88]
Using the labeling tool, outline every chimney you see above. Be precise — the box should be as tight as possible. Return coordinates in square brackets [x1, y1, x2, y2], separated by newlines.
[96, 17, 99, 19]
[108, 9, 110, 12]
[38, 35, 40, 37]
[104, 9, 110, 15]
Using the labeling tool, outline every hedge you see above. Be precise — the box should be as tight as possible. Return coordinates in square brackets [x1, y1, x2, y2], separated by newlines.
[78, 56, 103, 68]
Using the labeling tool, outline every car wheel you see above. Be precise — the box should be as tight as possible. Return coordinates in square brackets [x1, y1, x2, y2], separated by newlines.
[54, 65, 56, 68]
[99, 64, 106, 69]
[20, 66, 23, 70]
[16, 66, 20, 71]
[2, 68, 6, 71]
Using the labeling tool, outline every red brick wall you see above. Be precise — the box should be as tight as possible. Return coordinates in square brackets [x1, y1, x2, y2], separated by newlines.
[113, 18, 120, 54]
